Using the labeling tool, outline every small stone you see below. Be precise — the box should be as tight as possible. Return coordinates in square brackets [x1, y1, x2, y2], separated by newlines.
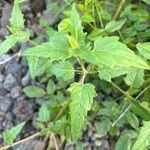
[21, 71, 30, 86]
[0, 111, 5, 121]
[0, 121, 3, 130]
[13, 139, 43, 150]
[11, 86, 22, 99]
[2, 120, 14, 130]
[0, 98, 12, 113]
[1, 2, 12, 28]
[0, 73, 4, 82]
[3, 74, 17, 91]
[5, 112, 14, 121]
[5, 61, 21, 77]
[0, 134, 3, 145]
[12, 100, 34, 121]
[0, 28, 9, 37]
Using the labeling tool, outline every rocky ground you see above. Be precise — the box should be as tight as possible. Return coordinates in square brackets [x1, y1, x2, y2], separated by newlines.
[0, 0, 113, 149]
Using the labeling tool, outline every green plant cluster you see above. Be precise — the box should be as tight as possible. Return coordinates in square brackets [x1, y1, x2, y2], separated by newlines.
[0, 0, 150, 150]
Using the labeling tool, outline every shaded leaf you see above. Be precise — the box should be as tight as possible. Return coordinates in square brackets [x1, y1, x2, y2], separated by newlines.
[124, 69, 144, 88]
[105, 19, 126, 32]
[51, 61, 74, 81]
[115, 133, 131, 150]
[131, 121, 150, 150]
[137, 42, 150, 60]
[27, 56, 50, 79]
[97, 119, 111, 137]
[37, 103, 50, 122]
[23, 86, 46, 98]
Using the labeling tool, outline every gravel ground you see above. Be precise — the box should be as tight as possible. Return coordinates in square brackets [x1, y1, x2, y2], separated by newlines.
[0, 0, 114, 149]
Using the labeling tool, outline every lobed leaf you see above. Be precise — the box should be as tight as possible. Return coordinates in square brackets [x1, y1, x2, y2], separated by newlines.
[136, 42, 150, 60]
[131, 121, 150, 150]
[0, 35, 18, 56]
[3, 122, 25, 144]
[10, 3, 24, 30]
[93, 36, 150, 70]
[26, 56, 50, 79]
[124, 69, 144, 89]
[51, 61, 74, 81]
[22, 32, 71, 61]
[68, 83, 97, 140]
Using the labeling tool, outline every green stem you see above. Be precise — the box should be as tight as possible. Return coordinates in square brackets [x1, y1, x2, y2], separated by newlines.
[110, 81, 150, 120]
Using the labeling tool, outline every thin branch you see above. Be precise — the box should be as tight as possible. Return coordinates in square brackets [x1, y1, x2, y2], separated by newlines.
[113, 0, 125, 20]
[52, 134, 59, 150]
[0, 51, 21, 66]
[0, 133, 40, 150]
[112, 85, 150, 126]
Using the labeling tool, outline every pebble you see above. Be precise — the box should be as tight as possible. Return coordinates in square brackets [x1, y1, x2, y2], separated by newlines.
[3, 74, 17, 91]
[5, 61, 21, 77]
[0, 28, 9, 38]
[0, 98, 12, 113]
[1, 2, 12, 28]
[2, 120, 14, 130]
[12, 100, 34, 121]
[0, 73, 4, 82]
[13, 139, 43, 150]
[10, 86, 22, 99]
[0, 111, 5, 121]
[21, 71, 30, 86]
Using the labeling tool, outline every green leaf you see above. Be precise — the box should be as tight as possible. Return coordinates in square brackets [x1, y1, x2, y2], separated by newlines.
[37, 103, 50, 122]
[125, 112, 139, 129]
[97, 119, 111, 137]
[105, 19, 126, 32]
[0, 35, 18, 56]
[124, 69, 144, 88]
[71, 4, 86, 43]
[3, 122, 25, 144]
[115, 133, 132, 150]
[98, 65, 131, 82]
[93, 36, 150, 70]
[22, 32, 71, 61]
[80, 14, 94, 23]
[23, 86, 46, 98]
[14, 0, 25, 4]
[68, 83, 97, 140]
[27, 56, 50, 79]
[46, 79, 56, 95]
[10, 3, 24, 30]
[143, 0, 150, 4]
[137, 42, 150, 60]
[58, 18, 72, 32]
[131, 121, 150, 150]
[51, 61, 74, 81]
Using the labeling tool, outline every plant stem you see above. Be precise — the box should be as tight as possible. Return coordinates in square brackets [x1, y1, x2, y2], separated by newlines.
[112, 85, 150, 126]
[113, 0, 125, 20]
[0, 133, 40, 150]
[0, 51, 21, 66]
[110, 81, 150, 120]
